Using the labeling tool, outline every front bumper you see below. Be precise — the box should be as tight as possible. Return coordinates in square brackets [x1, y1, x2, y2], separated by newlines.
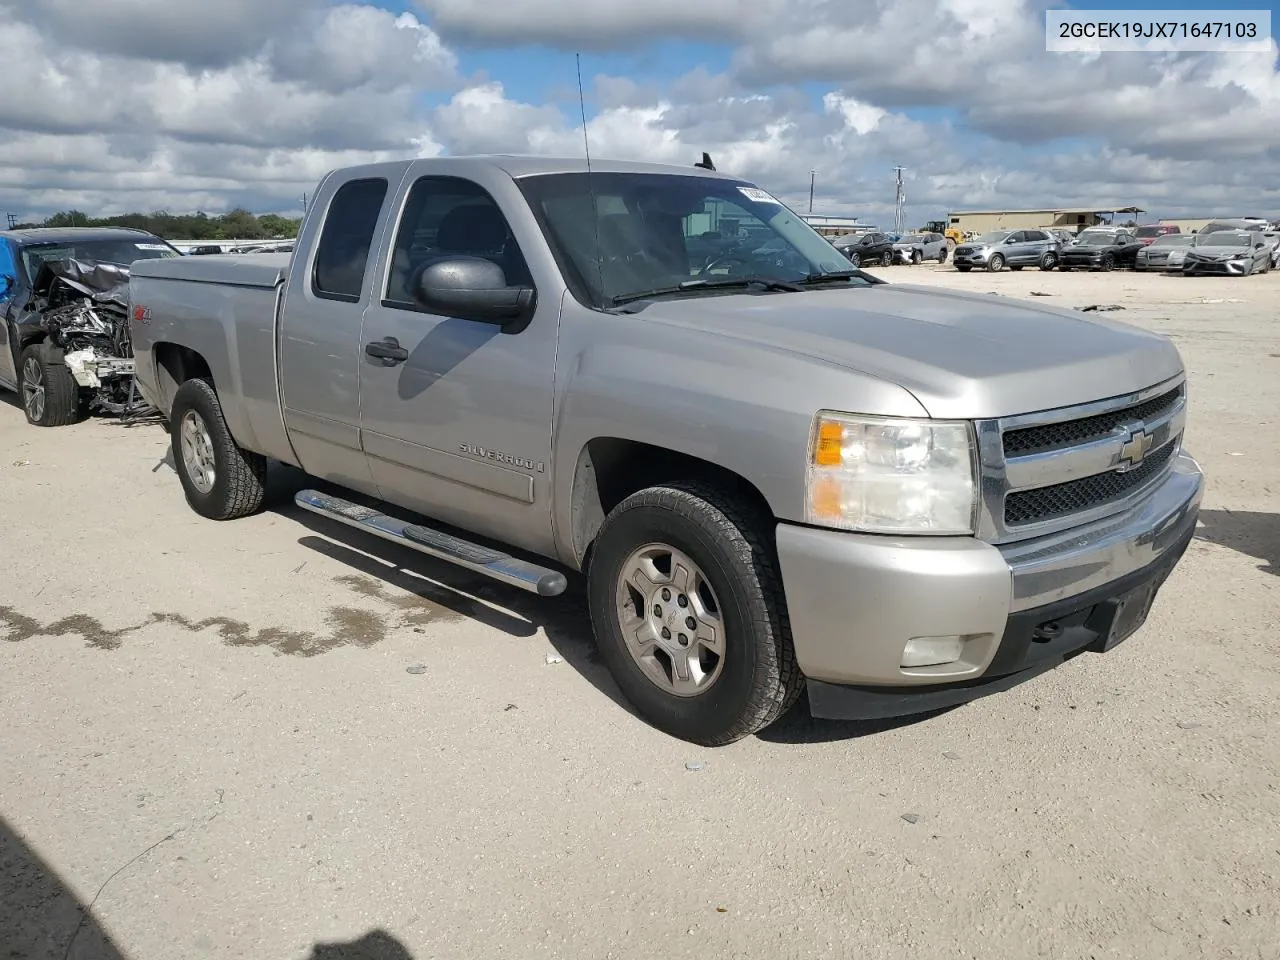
[775, 450, 1204, 719]
[1060, 255, 1104, 268]
[952, 249, 988, 267]
[1183, 257, 1250, 275]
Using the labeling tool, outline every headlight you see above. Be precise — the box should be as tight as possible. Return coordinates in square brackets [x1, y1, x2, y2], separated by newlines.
[805, 412, 978, 535]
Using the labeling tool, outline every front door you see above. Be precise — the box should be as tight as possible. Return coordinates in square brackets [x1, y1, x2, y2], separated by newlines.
[357, 173, 559, 558]
[0, 240, 19, 386]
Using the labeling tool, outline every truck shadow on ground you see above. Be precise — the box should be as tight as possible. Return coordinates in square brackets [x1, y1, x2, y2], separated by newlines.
[1, 813, 416, 959]
[264, 463, 640, 720]
[267, 465, 944, 744]
[1195, 509, 1279, 577]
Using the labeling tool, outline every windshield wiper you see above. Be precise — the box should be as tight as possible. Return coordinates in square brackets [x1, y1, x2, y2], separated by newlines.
[798, 270, 864, 285]
[610, 276, 803, 307]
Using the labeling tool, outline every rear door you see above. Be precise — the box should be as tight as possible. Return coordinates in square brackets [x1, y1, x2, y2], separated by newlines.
[356, 167, 560, 557]
[277, 165, 407, 495]
[1024, 230, 1051, 263]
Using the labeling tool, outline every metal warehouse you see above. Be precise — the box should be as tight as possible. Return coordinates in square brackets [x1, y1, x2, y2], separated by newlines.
[946, 206, 1145, 234]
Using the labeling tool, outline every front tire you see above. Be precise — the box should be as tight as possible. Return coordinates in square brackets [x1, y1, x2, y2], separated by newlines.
[846, 252, 861, 268]
[880, 251, 893, 267]
[911, 249, 923, 265]
[20, 344, 80, 427]
[987, 254, 1005, 272]
[169, 377, 267, 520]
[587, 482, 802, 746]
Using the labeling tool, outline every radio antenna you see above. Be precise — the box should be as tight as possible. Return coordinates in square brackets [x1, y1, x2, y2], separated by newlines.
[576, 53, 605, 304]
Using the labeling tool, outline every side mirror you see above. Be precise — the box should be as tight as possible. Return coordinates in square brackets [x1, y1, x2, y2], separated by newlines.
[414, 257, 535, 331]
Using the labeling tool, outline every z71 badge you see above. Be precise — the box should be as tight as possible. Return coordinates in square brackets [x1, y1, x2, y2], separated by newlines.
[459, 442, 545, 473]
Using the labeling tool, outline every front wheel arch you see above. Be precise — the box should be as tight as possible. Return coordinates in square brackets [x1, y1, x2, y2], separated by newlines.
[569, 437, 776, 572]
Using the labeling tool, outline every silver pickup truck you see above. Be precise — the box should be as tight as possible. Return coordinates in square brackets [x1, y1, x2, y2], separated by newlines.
[128, 156, 1203, 745]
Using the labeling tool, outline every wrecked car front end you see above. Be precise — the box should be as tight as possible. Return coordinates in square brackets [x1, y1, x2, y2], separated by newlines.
[19, 259, 153, 417]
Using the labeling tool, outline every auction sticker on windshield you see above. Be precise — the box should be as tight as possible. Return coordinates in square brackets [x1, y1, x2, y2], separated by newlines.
[136, 243, 170, 250]
[738, 186, 781, 204]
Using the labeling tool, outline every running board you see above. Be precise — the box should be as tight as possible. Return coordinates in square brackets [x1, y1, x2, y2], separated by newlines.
[294, 489, 568, 597]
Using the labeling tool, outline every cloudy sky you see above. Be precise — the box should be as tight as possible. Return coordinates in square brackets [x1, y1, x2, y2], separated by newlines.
[2, 0, 1277, 228]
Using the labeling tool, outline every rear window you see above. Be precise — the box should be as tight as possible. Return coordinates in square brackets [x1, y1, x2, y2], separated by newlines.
[312, 177, 389, 302]
[20, 237, 178, 281]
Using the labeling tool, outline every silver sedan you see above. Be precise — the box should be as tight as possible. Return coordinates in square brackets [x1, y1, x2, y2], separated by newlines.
[1134, 234, 1193, 271]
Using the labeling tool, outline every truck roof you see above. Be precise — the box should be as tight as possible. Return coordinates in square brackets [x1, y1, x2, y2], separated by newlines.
[1, 226, 160, 245]
[332, 154, 741, 182]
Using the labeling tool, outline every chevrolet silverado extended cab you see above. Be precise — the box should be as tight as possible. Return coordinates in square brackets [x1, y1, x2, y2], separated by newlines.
[128, 156, 1204, 746]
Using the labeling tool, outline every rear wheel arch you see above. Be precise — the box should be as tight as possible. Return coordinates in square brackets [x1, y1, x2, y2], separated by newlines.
[568, 438, 777, 571]
[153, 342, 214, 410]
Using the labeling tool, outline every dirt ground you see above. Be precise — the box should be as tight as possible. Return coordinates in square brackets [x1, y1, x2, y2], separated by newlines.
[2, 264, 1277, 960]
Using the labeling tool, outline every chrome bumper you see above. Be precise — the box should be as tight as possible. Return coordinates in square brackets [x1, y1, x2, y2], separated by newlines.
[775, 451, 1203, 688]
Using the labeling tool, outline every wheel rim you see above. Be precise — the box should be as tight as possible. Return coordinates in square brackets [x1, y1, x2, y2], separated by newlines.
[848, 253, 860, 267]
[615, 542, 726, 698]
[21, 357, 45, 422]
[990, 255, 1004, 271]
[882, 252, 893, 266]
[1043, 254, 1057, 269]
[179, 409, 218, 494]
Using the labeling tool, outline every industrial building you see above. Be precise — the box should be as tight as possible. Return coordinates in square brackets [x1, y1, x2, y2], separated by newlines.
[945, 207, 1145, 235]
[800, 214, 866, 238]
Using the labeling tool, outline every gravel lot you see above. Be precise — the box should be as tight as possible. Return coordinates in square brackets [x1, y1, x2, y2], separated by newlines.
[2, 265, 1278, 960]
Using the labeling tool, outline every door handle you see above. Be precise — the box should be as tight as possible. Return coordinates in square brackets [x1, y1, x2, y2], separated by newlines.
[365, 336, 408, 365]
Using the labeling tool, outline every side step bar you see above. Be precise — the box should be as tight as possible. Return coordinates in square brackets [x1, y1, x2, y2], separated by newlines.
[294, 489, 568, 597]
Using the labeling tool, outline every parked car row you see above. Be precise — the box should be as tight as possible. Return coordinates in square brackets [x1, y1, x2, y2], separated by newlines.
[950, 220, 1279, 276]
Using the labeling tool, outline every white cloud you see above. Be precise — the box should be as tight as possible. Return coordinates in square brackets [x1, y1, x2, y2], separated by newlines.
[0, 0, 1276, 225]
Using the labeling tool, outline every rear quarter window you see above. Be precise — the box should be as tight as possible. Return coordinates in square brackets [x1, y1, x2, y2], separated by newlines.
[312, 177, 389, 302]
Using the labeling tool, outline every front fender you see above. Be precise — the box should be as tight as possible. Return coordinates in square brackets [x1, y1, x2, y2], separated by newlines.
[548, 302, 927, 565]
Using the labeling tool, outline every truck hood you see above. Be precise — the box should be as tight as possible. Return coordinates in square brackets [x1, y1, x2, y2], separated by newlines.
[633, 283, 1182, 419]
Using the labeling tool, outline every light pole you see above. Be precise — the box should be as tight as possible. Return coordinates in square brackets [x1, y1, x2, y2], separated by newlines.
[809, 170, 816, 214]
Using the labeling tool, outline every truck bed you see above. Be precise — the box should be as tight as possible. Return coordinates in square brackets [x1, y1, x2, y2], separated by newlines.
[129, 253, 290, 288]
[129, 252, 295, 466]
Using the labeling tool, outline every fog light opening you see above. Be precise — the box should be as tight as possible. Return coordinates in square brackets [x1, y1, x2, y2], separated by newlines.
[901, 635, 967, 668]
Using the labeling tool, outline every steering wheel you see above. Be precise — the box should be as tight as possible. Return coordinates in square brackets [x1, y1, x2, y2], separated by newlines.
[697, 254, 754, 278]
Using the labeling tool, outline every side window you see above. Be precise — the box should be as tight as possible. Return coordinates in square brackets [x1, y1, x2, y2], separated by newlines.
[384, 176, 532, 309]
[1007, 231, 1025, 243]
[312, 177, 389, 302]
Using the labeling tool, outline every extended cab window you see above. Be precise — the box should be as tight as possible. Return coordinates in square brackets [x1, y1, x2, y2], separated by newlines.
[384, 176, 532, 308]
[312, 177, 389, 302]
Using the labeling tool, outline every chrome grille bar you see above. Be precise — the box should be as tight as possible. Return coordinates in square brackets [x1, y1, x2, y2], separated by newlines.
[974, 374, 1186, 544]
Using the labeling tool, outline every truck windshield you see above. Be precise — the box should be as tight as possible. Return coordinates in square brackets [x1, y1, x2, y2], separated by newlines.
[515, 172, 864, 308]
[20, 237, 180, 282]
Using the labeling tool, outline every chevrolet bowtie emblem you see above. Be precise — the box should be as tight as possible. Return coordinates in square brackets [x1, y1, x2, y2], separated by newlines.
[1118, 427, 1154, 469]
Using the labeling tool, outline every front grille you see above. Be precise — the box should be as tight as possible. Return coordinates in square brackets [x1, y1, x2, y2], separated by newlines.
[1004, 440, 1175, 526]
[1003, 385, 1183, 457]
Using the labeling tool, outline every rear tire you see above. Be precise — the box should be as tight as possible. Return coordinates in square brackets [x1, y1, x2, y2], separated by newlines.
[1040, 252, 1058, 271]
[169, 377, 267, 520]
[587, 482, 802, 746]
[20, 344, 80, 427]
